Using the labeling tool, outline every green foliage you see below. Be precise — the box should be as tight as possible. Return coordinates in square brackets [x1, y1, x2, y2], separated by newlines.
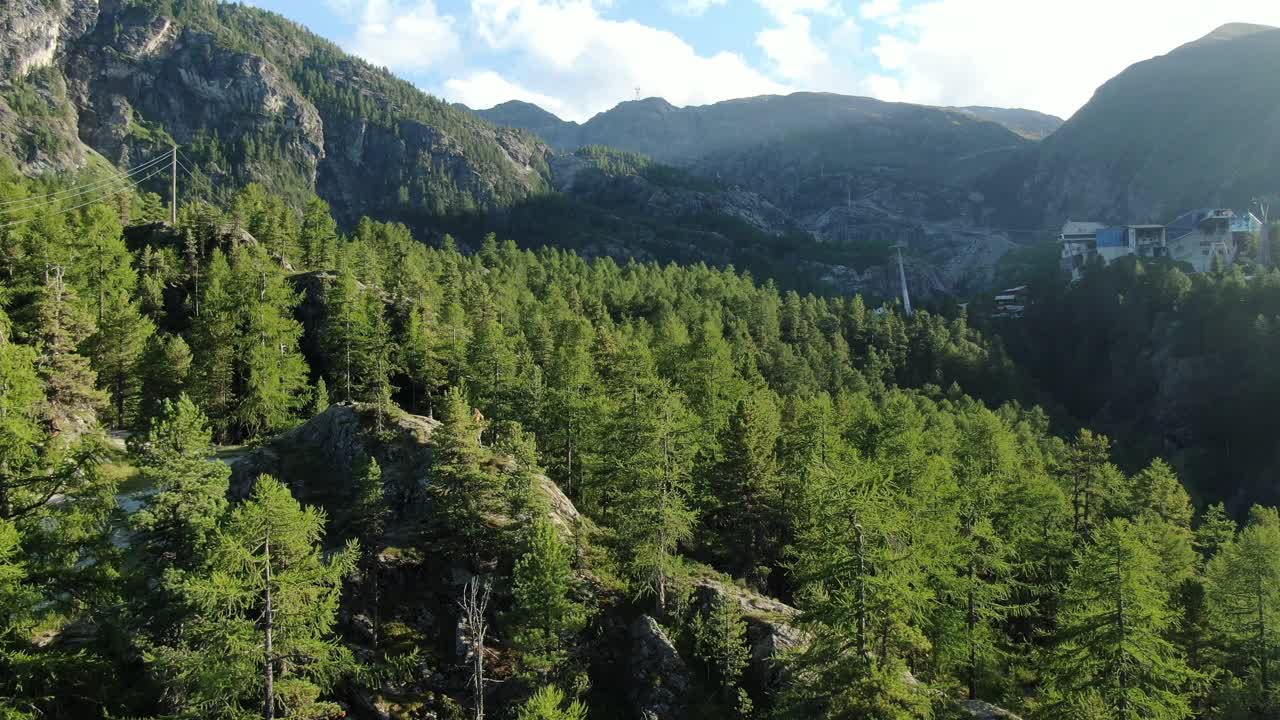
[690, 593, 753, 716]
[1043, 518, 1199, 720]
[516, 685, 588, 720]
[575, 145, 722, 192]
[151, 475, 357, 719]
[429, 388, 504, 559]
[130, 394, 231, 573]
[1205, 507, 1280, 699]
[509, 518, 587, 680]
[1002, 259, 1280, 509]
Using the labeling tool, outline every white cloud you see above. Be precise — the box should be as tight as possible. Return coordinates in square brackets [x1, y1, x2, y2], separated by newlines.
[669, 0, 728, 16]
[457, 0, 786, 121]
[443, 70, 572, 116]
[870, 0, 1280, 119]
[858, 0, 899, 21]
[753, 0, 865, 91]
[757, 12, 831, 82]
[343, 0, 461, 70]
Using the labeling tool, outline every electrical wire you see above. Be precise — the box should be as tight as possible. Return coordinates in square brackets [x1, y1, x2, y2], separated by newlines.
[0, 164, 169, 230]
[0, 153, 171, 214]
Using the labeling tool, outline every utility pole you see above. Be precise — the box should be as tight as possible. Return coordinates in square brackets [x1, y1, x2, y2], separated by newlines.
[170, 143, 178, 226]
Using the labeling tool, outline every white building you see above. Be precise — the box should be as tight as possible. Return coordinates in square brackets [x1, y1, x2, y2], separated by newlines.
[1059, 221, 1168, 281]
[1059, 221, 1107, 281]
[1165, 209, 1237, 273]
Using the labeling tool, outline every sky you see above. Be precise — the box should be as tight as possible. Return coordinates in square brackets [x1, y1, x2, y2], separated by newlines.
[242, 0, 1280, 123]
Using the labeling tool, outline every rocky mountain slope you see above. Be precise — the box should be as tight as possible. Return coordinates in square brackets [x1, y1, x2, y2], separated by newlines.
[999, 23, 1280, 225]
[474, 93, 1037, 298]
[0, 0, 551, 223]
[6, 0, 1277, 301]
[471, 92, 1056, 165]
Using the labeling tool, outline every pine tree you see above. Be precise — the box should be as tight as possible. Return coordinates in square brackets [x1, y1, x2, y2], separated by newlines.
[234, 247, 309, 437]
[400, 299, 443, 416]
[138, 332, 193, 426]
[33, 268, 104, 430]
[190, 250, 239, 439]
[351, 455, 388, 649]
[950, 406, 1023, 701]
[1205, 506, 1280, 694]
[466, 312, 517, 428]
[430, 388, 504, 561]
[153, 475, 357, 719]
[613, 382, 696, 613]
[323, 262, 369, 403]
[707, 387, 782, 585]
[515, 686, 587, 720]
[130, 395, 231, 573]
[1044, 518, 1197, 720]
[691, 593, 753, 716]
[87, 286, 154, 428]
[311, 377, 329, 416]
[542, 318, 601, 497]
[509, 517, 586, 680]
[1195, 503, 1237, 564]
[361, 291, 396, 428]
[1066, 430, 1126, 538]
[300, 197, 338, 270]
[0, 328, 47, 520]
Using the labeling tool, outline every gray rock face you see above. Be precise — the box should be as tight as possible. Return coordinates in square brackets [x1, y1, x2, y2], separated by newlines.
[629, 615, 690, 720]
[229, 403, 438, 510]
[959, 699, 1024, 719]
[691, 578, 805, 690]
[550, 154, 792, 237]
[0, 0, 98, 79]
[64, 12, 325, 187]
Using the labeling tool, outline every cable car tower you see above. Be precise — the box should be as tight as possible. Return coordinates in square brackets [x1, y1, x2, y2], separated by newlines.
[892, 237, 912, 316]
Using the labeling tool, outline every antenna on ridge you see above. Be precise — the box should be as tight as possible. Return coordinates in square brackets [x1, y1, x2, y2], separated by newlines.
[635, 87, 641, 101]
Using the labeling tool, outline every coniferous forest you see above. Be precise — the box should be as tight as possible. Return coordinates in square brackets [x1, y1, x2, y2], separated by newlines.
[2, 155, 1280, 720]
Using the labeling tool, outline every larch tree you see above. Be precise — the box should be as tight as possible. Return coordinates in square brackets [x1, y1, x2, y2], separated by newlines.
[1044, 518, 1197, 720]
[322, 262, 368, 403]
[234, 246, 309, 437]
[189, 250, 239, 439]
[130, 395, 230, 574]
[509, 517, 586, 680]
[33, 267, 104, 430]
[137, 332, 193, 426]
[429, 388, 504, 562]
[691, 592, 753, 716]
[707, 387, 783, 586]
[1205, 506, 1280, 694]
[154, 475, 357, 720]
[613, 382, 697, 614]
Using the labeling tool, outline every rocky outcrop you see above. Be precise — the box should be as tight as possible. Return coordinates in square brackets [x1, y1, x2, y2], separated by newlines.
[629, 615, 690, 720]
[229, 403, 438, 511]
[959, 699, 1024, 719]
[550, 153, 792, 237]
[691, 577, 805, 690]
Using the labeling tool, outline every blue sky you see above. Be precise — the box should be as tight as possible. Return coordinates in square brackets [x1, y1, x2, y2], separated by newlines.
[242, 0, 1280, 123]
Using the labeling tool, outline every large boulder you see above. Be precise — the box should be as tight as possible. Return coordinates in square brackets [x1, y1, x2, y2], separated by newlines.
[628, 615, 690, 720]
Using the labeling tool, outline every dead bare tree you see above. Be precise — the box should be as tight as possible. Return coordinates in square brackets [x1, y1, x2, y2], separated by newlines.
[459, 576, 492, 720]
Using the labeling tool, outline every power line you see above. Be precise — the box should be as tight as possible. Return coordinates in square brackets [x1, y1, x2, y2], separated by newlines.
[0, 153, 171, 214]
[0, 164, 169, 230]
